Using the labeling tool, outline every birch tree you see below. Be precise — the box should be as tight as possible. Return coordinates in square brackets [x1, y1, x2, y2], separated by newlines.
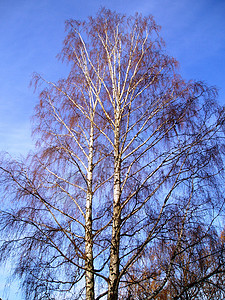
[122, 225, 225, 299]
[0, 8, 225, 300]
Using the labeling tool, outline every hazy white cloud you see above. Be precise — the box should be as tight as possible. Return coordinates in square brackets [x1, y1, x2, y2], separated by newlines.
[0, 262, 22, 299]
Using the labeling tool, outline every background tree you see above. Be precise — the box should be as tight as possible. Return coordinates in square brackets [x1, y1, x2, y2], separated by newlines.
[0, 8, 225, 300]
[122, 225, 225, 299]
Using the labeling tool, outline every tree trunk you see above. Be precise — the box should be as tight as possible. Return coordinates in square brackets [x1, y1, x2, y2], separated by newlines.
[108, 119, 121, 300]
[85, 123, 94, 300]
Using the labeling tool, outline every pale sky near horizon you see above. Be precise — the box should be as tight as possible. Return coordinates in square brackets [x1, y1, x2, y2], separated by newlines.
[0, 0, 225, 298]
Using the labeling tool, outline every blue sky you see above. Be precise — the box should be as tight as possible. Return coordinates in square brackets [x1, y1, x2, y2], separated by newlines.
[0, 0, 224, 298]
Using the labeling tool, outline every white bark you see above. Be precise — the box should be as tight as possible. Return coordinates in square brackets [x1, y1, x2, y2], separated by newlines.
[108, 117, 121, 300]
[85, 118, 94, 300]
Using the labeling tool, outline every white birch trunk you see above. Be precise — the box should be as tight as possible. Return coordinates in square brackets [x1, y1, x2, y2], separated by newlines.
[85, 122, 94, 300]
[108, 118, 121, 300]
